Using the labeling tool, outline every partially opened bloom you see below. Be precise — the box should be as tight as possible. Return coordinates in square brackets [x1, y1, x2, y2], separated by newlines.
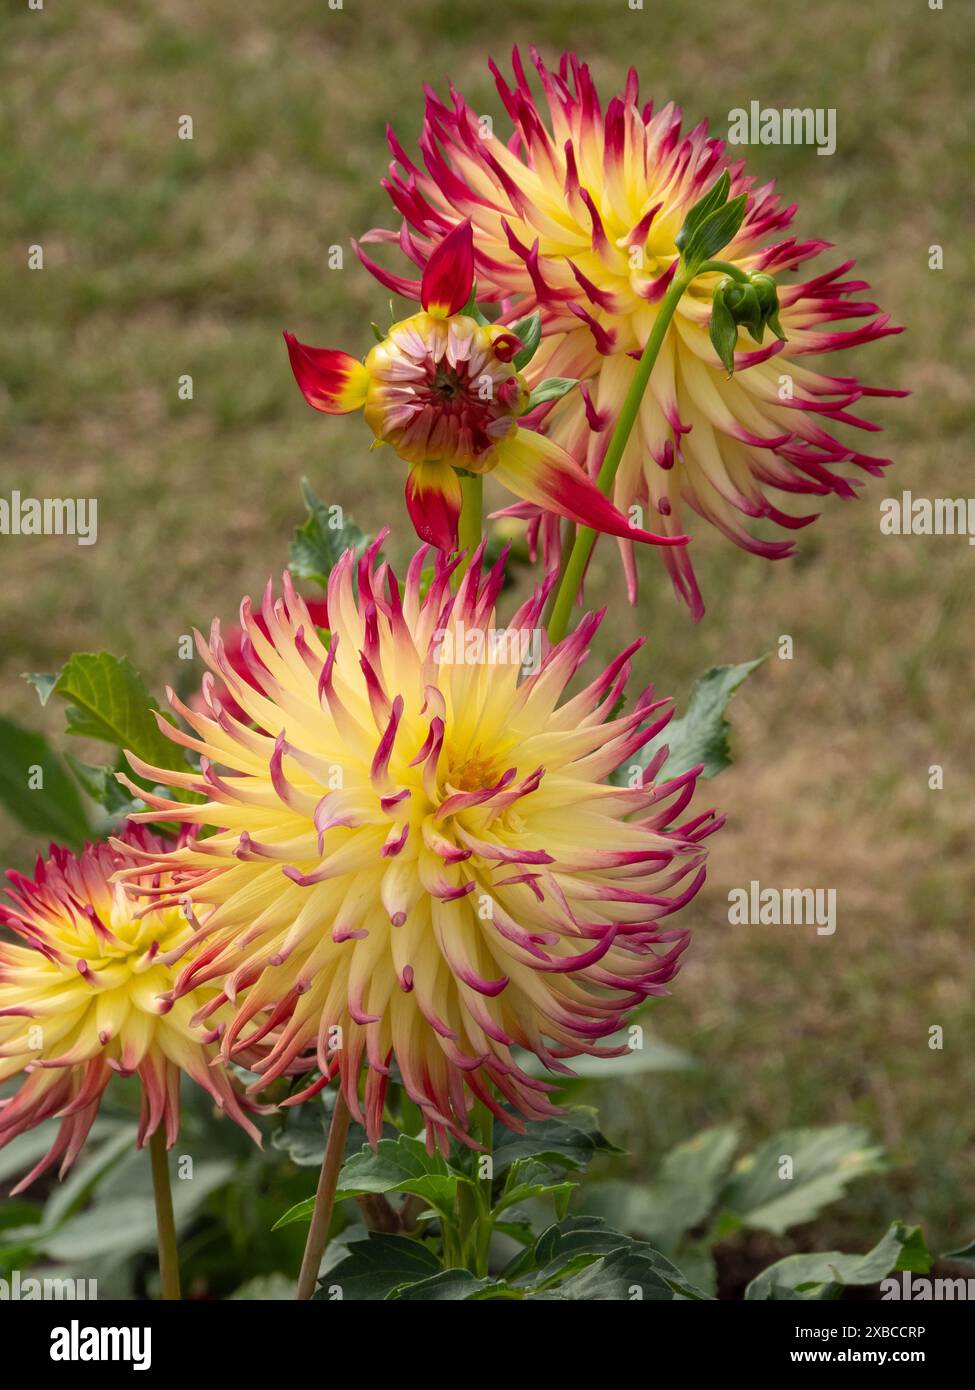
[285, 221, 688, 556]
[117, 540, 721, 1153]
[360, 47, 905, 616]
[0, 830, 261, 1193]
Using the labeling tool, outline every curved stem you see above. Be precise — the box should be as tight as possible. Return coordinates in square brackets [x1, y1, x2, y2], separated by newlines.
[296, 1093, 352, 1301]
[696, 258, 750, 283]
[545, 265, 694, 645]
[149, 1127, 180, 1301]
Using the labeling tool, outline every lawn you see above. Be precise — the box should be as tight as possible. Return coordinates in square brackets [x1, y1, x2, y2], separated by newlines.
[1, 0, 973, 1261]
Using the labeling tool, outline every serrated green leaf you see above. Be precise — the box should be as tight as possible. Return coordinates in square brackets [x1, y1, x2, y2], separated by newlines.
[318, 1233, 440, 1301]
[721, 1124, 887, 1235]
[617, 656, 766, 785]
[493, 1107, 621, 1176]
[0, 715, 91, 846]
[49, 652, 190, 786]
[745, 1222, 932, 1301]
[557, 1240, 711, 1301]
[333, 1135, 463, 1218]
[289, 478, 371, 589]
[391, 1268, 511, 1300]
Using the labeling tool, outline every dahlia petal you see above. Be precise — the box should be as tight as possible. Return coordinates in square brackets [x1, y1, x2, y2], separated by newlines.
[492, 429, 689, 546]
[420, 218, 474, 317]
[404, 460, 463, 550]
[283, 332, 369, 414]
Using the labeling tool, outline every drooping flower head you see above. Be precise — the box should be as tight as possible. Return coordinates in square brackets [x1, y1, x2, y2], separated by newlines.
[116, 541, 721, 1153]
[285, 220, 689, 556]
[0, 829, 262, 1193]
[359, 47, 905, 617]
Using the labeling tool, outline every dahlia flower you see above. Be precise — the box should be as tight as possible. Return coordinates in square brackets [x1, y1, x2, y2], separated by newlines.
[359, 47, 905, 617]
[116, 540, 721, 1153]
[0, 830, 261, 1194]
[285, 220, 688, 556]
[191, 595, 330, 725]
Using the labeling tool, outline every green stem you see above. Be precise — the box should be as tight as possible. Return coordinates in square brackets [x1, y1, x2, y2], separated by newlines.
[696, 258, 750, 283]
[296, 1092, 352, 1300]
[456, 472, 484, 580]
[149, 1127, 181, 1301]
[545, 264, 695, 645]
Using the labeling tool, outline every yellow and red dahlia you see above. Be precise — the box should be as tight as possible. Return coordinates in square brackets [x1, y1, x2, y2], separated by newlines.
[359, 47, 905, 617]
[116, 541, 721, 1152]
[285, 221, 688, 555]
[0, 830, 261, 1193]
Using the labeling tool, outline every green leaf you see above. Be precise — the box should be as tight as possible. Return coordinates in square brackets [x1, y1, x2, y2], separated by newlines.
[289, 478, 371, 589]
[526, 377, 578, 411]
[334, 1135, 464, 1219]
[745, 1222, 932, 1301]
[509, 312, 542, 370]
[558, 1240, 712, 1301]
[616, 656, 766, 785]
[675, 171, 731, 253]
[391, 1269, 509, 1301]
[585, 1124, 740, 1253]
[40, 1158, 234, 1262]
[0, 715, 91, 846]
[680, 194, 748, 267]
[318, 1233, 440, 1301]
[50, 652, 188, 778]
[506, 1215, 637, 1288]
[494, 1159, 575, 1220]
[63, 753, 143, 818]
[22, 672, 58, 705]
[493, 1107, 621, 1176]
[720, 1124, 887, 1236]
[942, 1237, 975, 1266]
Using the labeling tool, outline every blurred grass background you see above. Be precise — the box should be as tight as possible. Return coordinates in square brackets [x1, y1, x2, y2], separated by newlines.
[1, 0, 973, 1258]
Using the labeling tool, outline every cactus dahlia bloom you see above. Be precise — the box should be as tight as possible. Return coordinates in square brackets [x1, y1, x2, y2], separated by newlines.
[285, 221, 688, 557]
[116, 540, 721, 1153]
[359, 47, 905, 617]
[0, 830, 261, 1193]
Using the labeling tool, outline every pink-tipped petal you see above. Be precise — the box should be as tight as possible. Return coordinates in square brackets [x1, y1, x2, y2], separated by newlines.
[492, 430, 689, 547]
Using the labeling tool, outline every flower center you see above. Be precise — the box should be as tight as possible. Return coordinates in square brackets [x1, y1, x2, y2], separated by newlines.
[446, 746, 500, 793]
[366, 314, 522, 468]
